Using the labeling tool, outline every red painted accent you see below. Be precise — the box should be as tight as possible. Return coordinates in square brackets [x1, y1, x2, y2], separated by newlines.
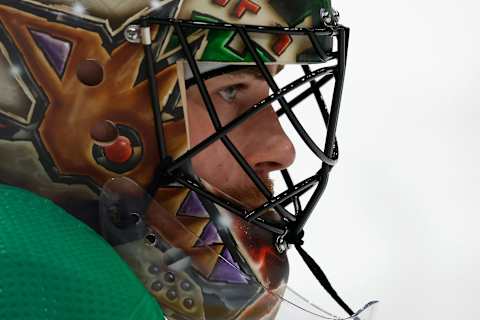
[0, 123, 7, 129]
[104, 136, 133, 164]
[214, 0, 230, 6]
[273, 34, 293, 56]
[234, 0, 261, 18]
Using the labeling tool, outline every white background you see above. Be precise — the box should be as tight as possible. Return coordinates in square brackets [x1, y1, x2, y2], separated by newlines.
[277, 0, 480, 319]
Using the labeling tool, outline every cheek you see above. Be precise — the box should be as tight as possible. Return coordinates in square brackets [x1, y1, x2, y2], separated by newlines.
[186, 102, 230, 182]
[212, 96, 243, 126]
[191, 141, 225, 176]
[187, 100, 213, 147]
[187, 95, 236, 141]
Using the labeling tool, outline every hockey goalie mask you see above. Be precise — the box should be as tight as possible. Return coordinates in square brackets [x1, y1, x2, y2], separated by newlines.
[0, 0, 377, 319]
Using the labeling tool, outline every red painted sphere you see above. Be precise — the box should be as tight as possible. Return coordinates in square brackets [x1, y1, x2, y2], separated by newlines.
[104, 136, 133, 164]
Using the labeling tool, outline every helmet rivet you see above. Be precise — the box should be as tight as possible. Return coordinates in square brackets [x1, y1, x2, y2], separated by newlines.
[320, 8, 332, 25]
[275, 233, 290, 254]
[164, 272, 176, 283]
[166, 288, 178, 301]
[148, 264, 161, 275]
[333, 9, 340, 19]
[151, 280, 163, 292]
[181, 280, 192, 291]
[183, 297, 195, 309]
[144, 233, 158, 246]
[124, 25, 141, 43]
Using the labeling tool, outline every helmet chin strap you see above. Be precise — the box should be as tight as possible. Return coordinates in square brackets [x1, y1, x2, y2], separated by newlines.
[286, 230, 355, 317]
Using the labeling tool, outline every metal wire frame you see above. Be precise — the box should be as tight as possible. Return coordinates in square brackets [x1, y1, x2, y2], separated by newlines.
[166, 67, 335, 173]
[281, 169, 302, 215]
[138, 17, 349, 237]
[144, 17, 340, 36]
[175, 172, 287, 235]
[172, 22, 300, 225]
[140, 19, 169, 162]
[291, 27, 348, 237]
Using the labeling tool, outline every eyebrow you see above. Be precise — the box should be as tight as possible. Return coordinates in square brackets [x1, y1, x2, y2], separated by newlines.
[185, 65, 283, 88]
[228, 66, 264, 79]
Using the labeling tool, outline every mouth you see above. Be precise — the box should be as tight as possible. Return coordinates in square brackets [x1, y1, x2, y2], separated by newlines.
[200, 177, 284, 225]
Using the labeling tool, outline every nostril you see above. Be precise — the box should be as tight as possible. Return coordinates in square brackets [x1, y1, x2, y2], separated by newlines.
[255, 161, 283, 173]
[248, 137, 296, 175]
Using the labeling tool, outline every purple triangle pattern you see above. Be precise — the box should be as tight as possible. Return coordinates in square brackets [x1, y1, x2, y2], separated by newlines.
[178, 192, 209, 218]
[195, 222, 223, 247]
[30, 30, 71, 77]
[209, 249, 249, 284]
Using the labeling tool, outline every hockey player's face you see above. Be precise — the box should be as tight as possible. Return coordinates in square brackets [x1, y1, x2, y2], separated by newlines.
[182, 67, 294, 312]
[186, 66, 295, 209]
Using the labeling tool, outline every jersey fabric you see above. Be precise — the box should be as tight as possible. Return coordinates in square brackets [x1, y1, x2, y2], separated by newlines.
[0, 184, 164, 320]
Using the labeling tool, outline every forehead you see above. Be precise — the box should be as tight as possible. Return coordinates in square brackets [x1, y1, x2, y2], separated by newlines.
[185, 64, 283, 86]
[226, 65, 282, 78]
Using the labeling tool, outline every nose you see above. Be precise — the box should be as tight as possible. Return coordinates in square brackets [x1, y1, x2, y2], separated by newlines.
[241, 106, 296, 176]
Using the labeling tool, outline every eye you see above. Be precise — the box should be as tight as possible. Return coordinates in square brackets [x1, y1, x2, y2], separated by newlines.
[218, 85, 239, 102]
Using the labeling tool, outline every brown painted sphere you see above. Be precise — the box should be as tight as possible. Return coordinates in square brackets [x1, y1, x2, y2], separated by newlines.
[76, 59, 104, 86]
[90, 120, 118, 146]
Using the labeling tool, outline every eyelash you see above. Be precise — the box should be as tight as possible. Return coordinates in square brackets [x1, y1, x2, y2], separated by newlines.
[218, 84, 246, 102]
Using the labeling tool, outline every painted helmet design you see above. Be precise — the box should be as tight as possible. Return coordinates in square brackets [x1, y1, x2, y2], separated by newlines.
[0, 0, 376, 319]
